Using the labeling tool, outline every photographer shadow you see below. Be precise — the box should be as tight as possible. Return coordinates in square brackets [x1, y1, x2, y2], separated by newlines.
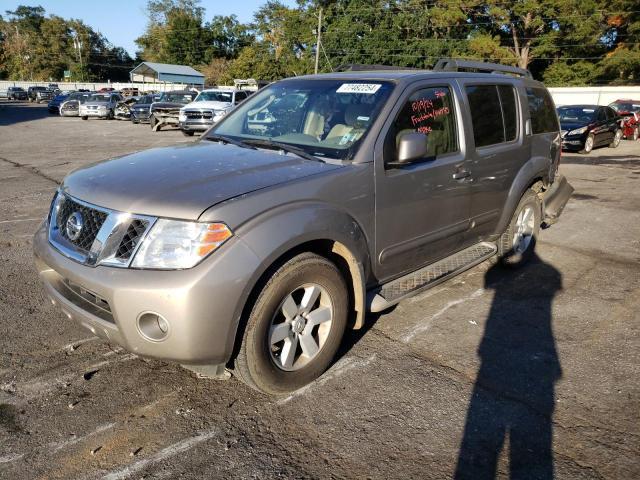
[455, 252, 563, 479]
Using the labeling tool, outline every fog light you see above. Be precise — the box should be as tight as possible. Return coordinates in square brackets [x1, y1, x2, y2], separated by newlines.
[137, 312, 169, 341]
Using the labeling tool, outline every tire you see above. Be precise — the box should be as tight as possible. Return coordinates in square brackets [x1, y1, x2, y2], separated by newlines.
[496, 188, 541, 268]
[150, 115, 158, 130]
[232, 252, 349, 395]
[182, 130, 195, 137]
[609, 129, 622, 148]
[579, 134, 594, 154]
[132, 120, 139, 124]
[81, 116, 88, 120]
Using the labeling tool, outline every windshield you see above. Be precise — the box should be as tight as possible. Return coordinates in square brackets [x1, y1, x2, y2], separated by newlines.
[160, 92, 195, 103]
[610, 102, 640, 112]
[136, 95, 153, 104]
[557, 107, 596, 123]
[196, 91, 233, 103]
[207, 79, 394, 160]
[88, 94, 111, 102]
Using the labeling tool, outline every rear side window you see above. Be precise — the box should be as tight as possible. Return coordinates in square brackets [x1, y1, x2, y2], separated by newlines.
[385, 86, 458, 161]
[526, 87, 559, 134]
[466, 84, 519, 147]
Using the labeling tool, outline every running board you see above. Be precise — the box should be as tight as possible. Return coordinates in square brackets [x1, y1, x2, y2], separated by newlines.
[368, 242, 497, 313]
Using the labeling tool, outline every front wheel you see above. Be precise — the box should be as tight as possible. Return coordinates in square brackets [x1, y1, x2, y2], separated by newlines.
[81, 116, 88, 120]
[580, 134, 594, 154]
[181, 130, 195, 137]
[496, 188, 541, 268]
[150, 115, 158, 130]
[232, 253, 349, 395]
[609, 129, 622, 148]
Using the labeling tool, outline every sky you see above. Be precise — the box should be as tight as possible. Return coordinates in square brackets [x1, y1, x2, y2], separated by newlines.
[4, 0, 297, 56]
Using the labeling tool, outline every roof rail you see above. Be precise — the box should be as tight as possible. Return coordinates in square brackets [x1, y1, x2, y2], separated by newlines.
[433, 58, 532, 78]
[334, 64, 419, 72]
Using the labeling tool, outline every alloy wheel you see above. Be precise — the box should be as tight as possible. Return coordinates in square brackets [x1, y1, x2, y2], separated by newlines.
[512, 206, 535, 254]
[269, 284, 333, 371]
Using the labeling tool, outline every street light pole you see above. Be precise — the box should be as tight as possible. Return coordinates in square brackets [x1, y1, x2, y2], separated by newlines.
[314, 7, 323, 74]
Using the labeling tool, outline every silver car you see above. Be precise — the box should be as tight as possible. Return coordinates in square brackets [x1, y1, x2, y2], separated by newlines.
[60, 92, 92, 117]
[80, 93, 123, 120]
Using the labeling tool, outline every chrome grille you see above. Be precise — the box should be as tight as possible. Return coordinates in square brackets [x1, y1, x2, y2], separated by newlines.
[185, 110, 213, 120]
[56, 196, 107, 252]
[116, 219, 149, 260]
[48, 192, 156, 268]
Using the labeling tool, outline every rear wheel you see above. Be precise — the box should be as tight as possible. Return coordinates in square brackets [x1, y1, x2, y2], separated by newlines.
[609, 129, 622, 148]
[233, 252, 349, 395]
[496, 188, 541, 268]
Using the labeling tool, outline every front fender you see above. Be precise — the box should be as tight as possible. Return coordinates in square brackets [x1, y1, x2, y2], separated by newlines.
[223, 202, 372, 353]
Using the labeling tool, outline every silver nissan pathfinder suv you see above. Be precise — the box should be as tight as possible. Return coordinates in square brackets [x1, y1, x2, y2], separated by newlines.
[34, 60, 573, 395]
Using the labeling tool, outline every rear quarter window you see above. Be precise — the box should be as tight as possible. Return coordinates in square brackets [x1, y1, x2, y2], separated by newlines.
[526, 87, 559, 134]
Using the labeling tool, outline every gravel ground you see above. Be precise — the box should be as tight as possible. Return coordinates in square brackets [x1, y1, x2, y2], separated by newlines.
[0, 101, 639, 480]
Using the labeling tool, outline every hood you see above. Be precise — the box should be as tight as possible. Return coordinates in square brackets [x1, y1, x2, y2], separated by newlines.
[151, 102, 186, 110]
[182, 101, 232, 111]
[559, 120, 591, 132]
[132, 103, 151, 110]
[61, 142, 342, 220]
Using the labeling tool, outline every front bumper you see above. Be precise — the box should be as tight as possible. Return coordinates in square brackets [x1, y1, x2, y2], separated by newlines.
[81, 109, 109, 118]
[33, 222, 260, 365]
[179, 120, 212, 132]
[131, 110, 151, 122]
[561, 133, 588, 150]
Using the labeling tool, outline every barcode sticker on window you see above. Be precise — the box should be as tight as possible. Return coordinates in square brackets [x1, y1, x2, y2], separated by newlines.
[336, 84, 382, 94]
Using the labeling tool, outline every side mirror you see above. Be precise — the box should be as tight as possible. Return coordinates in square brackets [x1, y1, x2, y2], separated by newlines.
[394, 132, 429, 165]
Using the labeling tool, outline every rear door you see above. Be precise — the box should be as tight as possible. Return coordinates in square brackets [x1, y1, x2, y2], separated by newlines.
[456, 80, 524, 242]
[373, 80, 471, 281]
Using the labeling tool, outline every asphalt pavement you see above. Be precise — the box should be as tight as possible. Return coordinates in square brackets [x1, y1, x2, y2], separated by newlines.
[0, 101, 639, 479]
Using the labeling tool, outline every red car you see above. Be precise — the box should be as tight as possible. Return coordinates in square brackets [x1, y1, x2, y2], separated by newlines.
[609, 99, 640, 141]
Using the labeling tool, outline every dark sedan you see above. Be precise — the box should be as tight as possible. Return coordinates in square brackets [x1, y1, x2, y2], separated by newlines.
[129, 94, 158, 124]
[149, 90, 198, 131]
[7, 87, 28, 100]
[558, 105, 622, 154]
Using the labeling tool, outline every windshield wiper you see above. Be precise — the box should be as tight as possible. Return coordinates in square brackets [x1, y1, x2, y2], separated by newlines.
[204, 134, 257, 150]
[244, 139, 324, 163]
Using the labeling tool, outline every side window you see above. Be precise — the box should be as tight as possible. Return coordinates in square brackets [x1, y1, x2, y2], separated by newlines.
[606, 107, 617, 119]
[466, 85, 504, 147]
[597, 108, 607, 121]
[385, 86, 457, 162]
[498, 85, 518, 141]
[526, 87, 559, 134]
[235, 91, 247, 103]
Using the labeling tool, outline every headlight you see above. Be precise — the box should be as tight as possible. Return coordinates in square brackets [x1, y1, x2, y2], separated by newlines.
[568, 126, 588, 136]
[214, 110, 227, 117]
[131, 220, 232, 269]
[179, 111, 187, 122]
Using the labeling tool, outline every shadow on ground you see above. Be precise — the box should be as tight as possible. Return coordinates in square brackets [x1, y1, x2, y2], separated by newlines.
[455, 254, 563, 479]
[0, 101, 52, 126]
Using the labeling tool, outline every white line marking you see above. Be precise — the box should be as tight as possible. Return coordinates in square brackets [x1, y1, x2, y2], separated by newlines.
[0, 218, 41, 224]
[400, 288, 485, 343]
[0, 453, 24, 464]
[278, 354, 377, 404]
[48, 422, 116, 453]
[100, 430, 218, 480]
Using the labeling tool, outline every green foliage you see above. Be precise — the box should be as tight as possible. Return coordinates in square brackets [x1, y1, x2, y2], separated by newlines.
[0, 5, 133, 81]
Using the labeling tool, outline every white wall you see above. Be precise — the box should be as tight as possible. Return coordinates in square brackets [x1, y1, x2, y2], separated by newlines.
[549, 86, 640, 106]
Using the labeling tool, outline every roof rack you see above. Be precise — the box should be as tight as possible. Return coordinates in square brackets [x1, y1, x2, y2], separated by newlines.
[334, 64, 419, 72]
[433, 58, 532, 78]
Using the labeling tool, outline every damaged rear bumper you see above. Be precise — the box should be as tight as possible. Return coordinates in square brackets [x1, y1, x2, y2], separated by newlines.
[543, 174, 574, 227]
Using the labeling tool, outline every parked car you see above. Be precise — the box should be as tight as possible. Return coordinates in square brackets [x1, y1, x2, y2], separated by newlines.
[28, 86, 53, 103]
[79, 92, 124, 120]
[59, 92, 93, 117]
[6, 86, 28, 101]
[149, 90, 197, 131]
[114, 96, 140, 120]
[178, 88, 250, 136]
[33, 59, 573, 395]
[97, 87, 116, 92]
[120, 87, 139, 97]
[48, 91, 74, 114]
[129, 94, 156, 124]
[609, 99, 640, 141]
[557, 104, 622, 153]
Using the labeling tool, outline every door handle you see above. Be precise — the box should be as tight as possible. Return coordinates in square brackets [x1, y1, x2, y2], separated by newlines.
[453, 170, 471, 180]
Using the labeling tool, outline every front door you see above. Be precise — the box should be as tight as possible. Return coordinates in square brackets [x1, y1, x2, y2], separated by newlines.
[374, 82, 472, 281]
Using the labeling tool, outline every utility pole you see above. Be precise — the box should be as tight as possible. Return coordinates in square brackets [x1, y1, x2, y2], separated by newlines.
[314, 7, 323, 74]
[73, 32, 84, 82]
